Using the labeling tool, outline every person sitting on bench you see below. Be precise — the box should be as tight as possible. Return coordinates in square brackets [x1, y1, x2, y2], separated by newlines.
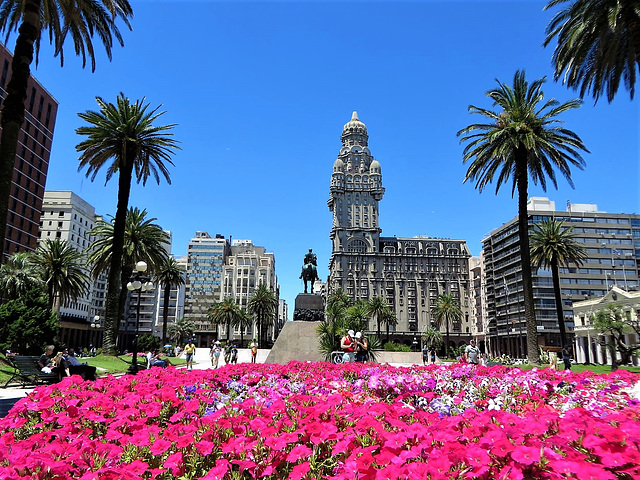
[63, 348, 97, 380]
[38, 346, 68, 381]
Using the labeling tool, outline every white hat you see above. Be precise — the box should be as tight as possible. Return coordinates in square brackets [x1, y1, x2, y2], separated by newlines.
[355, 332, 362, 339]
[348, 330, 355, 337]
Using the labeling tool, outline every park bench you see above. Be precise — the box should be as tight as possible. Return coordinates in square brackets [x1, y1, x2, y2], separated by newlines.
[3, 356, 59, 388]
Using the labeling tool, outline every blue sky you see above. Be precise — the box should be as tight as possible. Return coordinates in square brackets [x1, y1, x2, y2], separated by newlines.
[17, 0, 639, 318]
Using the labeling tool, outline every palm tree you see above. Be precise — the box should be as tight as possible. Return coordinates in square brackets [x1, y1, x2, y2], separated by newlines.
[431, 294, 462, 359]
[209, 298, 242, 343]
[77, 94, 178, 354]
[326, 289, 352, 311]
[381, 308, 398, 343]
[458, 70, 588, 364]
[0, 252, 42, 300]
[345, 300, 369, 334]
[422, 327, 443, 350]
[544, 0, 640, 103]
[366, 296, 390, 340]
[0, 0, 133, 263]
[167, 317, 195, 346]
[88, 207, 170, 352]
[153, 256, 185, 346]
[233, 309, 252, 348]
[31, 238, 88, 312]
[247, 284, 278, 347]
[530, 218, 587, 349]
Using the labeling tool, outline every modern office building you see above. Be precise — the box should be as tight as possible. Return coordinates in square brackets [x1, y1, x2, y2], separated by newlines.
[482, 197, 639, 357]
[183, 234, 279, 347]
[38, 191, 105, 349]
[1, 42, 58, 257]
[184, 232, 229, 346]
[327, 112, 472, 347]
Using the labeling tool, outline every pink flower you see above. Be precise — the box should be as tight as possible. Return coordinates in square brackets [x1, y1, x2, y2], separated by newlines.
[286, 444, 313, 462]
[511, 445, 541, 465]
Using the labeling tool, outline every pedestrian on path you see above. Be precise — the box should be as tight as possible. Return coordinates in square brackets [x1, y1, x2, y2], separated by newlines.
[250, 340, 258, 363]
[184, 340, 196, 370]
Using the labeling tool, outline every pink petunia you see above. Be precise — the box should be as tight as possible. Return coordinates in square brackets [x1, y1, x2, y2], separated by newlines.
[511, 445, 541, 465]
[286, 444, 313, 463]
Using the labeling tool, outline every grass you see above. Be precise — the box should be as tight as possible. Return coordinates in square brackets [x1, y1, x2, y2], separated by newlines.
[0, 353, 188, 385]
[515, 363, 640, 374]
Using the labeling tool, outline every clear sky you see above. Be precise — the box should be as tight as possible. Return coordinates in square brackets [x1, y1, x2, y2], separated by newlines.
[17, 0, 639, 319]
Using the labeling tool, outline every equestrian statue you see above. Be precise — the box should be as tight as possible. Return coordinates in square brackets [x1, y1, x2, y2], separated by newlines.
[300, 248, 319, 293]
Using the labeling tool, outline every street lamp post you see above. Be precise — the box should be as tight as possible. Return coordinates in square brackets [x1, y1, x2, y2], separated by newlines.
[90, 315, 101, 352]
[126, 261, 154, 375]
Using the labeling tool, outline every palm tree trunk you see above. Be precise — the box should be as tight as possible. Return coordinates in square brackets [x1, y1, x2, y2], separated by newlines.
[0, 0, 41, 263]
[161, 283, 171, 345]
[102, 158, 135, 355]
[377, 317, 381, 340]
[446, 318, 450, 359]
[515, 154, 540, 364]
[551, 259, 568, 349]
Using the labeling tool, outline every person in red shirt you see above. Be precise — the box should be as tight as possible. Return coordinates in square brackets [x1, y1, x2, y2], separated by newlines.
[340, 330, 356, 362]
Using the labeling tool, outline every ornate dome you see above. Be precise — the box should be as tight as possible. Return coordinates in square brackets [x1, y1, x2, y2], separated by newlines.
[370, 159, 381, 174]
[333, 157, 344, 172]
[341, 111, 368, 144]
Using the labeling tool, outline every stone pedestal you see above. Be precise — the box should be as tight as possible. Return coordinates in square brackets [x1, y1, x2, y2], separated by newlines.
[264, 320, 324, 364]
[293, 294, 324, 322]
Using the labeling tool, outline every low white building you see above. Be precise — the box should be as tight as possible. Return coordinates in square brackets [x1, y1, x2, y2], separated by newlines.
[572, 286, 640, 366]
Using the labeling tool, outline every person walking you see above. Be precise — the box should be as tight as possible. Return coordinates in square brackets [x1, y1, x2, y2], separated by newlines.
[250, 340, 258, 364]
[422, 344, 429, 365]
[211, 342, 222, 368]
[230, 345, 238, 364]
[184, 339, 196, 371]
[464, 339, 480, 365]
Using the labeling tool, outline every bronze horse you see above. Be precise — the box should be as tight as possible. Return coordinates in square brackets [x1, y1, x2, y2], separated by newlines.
[300, 262, 319, 293]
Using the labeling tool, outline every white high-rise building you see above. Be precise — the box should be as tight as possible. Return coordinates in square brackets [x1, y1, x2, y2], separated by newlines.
[38, 191, 104, 320]
[222, 239, 278, 345]
[38, 191, 106, 349]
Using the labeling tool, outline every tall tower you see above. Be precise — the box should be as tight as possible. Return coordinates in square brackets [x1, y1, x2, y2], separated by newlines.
[327, 111, 385, 255]
[328, 112, 471, 341]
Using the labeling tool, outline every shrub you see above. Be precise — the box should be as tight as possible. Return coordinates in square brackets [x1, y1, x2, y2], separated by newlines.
[384, 341, 412, 352]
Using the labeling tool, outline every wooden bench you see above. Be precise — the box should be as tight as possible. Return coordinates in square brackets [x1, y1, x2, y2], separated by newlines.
[3, 356, 59, 388]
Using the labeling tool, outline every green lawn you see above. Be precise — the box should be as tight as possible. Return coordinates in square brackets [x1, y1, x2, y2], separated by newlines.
[0, 353, 188, 386]
[514, 363, 640, 374]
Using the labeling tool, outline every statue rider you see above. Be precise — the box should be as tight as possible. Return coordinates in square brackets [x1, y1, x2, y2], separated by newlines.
[300, 249, 319, 293]
[304, 248, 317, 267]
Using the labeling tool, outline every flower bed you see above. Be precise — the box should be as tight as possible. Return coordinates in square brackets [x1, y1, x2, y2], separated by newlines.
[0, 363, 639, 479]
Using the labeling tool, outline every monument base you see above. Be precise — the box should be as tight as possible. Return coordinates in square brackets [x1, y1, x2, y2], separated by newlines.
[264, 320, 325, 363]
[293, 293, 324, 322]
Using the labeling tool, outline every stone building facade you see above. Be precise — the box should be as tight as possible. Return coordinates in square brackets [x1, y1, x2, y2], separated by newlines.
[327, 112, 472, 346]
